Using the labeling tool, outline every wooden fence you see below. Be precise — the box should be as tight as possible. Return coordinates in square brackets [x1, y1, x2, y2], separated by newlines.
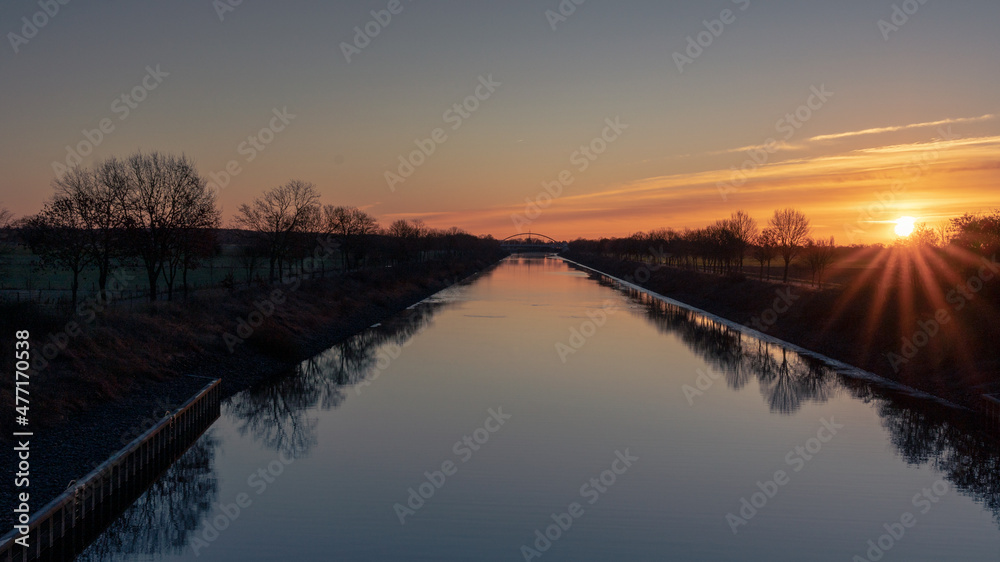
[0, 379, 221, 562]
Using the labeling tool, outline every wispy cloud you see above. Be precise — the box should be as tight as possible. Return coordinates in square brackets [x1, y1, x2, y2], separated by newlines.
[809, 114, 996, 142]
[702, 141, 804, 156]
[408, 135, 1000, 241]
[853, 135, 1000, 154]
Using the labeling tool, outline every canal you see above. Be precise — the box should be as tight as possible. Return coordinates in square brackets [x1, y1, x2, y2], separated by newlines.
[79, 255, 1000, 561]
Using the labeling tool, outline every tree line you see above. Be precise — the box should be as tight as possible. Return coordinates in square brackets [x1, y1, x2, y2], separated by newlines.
[3, 151, 499, 308]
[570, 207, 1000, 288]
[4, 157, 998, 303]
[570, 208, 829, 284]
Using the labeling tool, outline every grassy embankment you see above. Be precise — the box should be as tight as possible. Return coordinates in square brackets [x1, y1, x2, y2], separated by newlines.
[0, 254, 502, 429]
[0, 252, 501, 528]
[564, 251, 1000, 409]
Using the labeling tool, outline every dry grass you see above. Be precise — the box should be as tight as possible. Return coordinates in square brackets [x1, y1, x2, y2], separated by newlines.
[0, 257, 498, 427]
[568, 251, 1000, 407]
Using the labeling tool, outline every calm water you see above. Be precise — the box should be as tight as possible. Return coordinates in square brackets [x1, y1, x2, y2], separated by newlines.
[81, 256, 1000, 561]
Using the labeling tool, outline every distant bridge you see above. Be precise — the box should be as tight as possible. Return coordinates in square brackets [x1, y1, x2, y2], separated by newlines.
[499, 232, 568, 254]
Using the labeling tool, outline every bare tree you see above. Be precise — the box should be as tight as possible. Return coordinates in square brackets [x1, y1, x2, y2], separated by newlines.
[387, 219, 417, 239]
[164, 226, 218, 300]
[237, 236, 267, 287]
[769, 208, 811, 283]
[932, 220, 950, 247]
[115, 152, 220, 301]
[708, 219, 740, 273]
[729, 210, 759, 272]
[323, 205, 379, 271]
[0, 205, 14, 256]
[804, 236, 836, 288]
[234, 180, 321, 282]
[285, 203, 324, 280]
[752, 228, 779, 281]
[0, 206, 12, 229]
[386, 219, 423, 264]
[17, 197, 94, 308]
[56, 165, 129, 301]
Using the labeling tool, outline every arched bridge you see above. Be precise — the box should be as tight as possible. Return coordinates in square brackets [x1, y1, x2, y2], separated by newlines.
[499, 232, 568, 254]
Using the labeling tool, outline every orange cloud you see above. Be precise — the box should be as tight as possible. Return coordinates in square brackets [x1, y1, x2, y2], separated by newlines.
[809, 114, 996, 143]
[399, 135, 1000, 243]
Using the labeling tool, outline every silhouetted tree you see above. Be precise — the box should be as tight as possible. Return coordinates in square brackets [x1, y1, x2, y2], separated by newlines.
[0, 205, 14, 258]
[804, 236, 836, 288]
[234, 180, 321, 282]
[112, 152, 220, 301]
[729, 210, 759, 272]
[18, 197, 94, 308]
[237, 237, 267, 286]
[165, 227, 218, 300]
[284, 203, 323, 280]
[894, 222, 939, 249]
[323, 205, 379, 270]
[769, 208, 811, 282]
[387, 219, 422, 264]
[752, 228, 779, 281]
[56, 165, 129, 301]
[948, 211, 1000, 257]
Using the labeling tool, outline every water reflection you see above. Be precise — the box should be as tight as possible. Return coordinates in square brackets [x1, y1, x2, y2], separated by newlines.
[585, 266, 1000, 526]
[602, 278, 837, 415]
[80, 258, 1000, 560]
[74, 293, 459, 560]
[868, 393, 1000, 526]
[77, 433, 220, 560]
[226, 296, 455, 457]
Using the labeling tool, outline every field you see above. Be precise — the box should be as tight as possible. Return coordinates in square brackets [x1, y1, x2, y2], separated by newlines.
[0, 245, 345, 307]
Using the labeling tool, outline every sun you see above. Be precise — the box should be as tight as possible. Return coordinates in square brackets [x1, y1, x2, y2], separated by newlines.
[894, 216, 916, 237]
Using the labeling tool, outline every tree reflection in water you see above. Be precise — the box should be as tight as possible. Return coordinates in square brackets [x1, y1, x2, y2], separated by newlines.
[593, 271, 1000, 526]
[77, 432, 220, 560]
[75, 267, 1000, 561]
[74, 295, 456, 559]
[611, 282, 837, 415]
[226, 298, 450, 458]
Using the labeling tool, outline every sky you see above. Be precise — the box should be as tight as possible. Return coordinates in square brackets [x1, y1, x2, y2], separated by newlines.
[1, 0, 998, 243]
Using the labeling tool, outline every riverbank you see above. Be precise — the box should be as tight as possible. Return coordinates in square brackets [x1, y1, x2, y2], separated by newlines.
[0, 254, 503, 527]
[563, 252, 1000, 410]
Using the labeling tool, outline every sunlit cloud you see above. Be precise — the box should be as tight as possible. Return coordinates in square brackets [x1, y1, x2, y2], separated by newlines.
[809, 114, 996, 143]
[854, 135, 1000, 154]
[701, 141, 805, 156]
[410, 135, 1000, 242]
